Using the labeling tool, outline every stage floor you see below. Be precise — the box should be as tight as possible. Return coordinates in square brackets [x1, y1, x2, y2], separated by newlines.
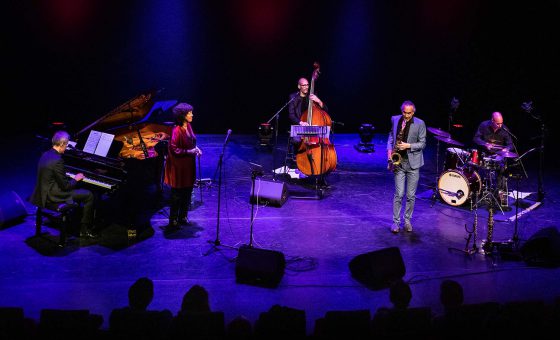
[1, 132, 559, 333]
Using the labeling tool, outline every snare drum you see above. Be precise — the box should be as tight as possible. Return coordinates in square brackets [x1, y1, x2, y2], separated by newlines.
[437, 168, 482, 206]
[482, 154, 505, 170]
[444, 148, 470, 170]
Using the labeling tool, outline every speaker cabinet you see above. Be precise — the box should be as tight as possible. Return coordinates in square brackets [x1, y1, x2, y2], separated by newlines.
[235, 245, 286, 288]
[348, 247, 405, 290]
[521, 226, 560, 267]
[0, 191, 27, 228]
[250, 179, 288, 207]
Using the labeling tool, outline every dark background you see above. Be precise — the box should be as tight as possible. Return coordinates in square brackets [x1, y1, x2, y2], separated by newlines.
[6, 0, 559, 150]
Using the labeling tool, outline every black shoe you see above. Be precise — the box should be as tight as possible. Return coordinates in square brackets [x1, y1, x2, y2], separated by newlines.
[80, 231, 98, 239]
[160, 221, 179, 232]
[178, 217, 192, 225]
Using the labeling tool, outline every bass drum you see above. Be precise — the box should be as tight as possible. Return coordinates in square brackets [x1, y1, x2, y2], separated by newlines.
[437, 169, 482, 206]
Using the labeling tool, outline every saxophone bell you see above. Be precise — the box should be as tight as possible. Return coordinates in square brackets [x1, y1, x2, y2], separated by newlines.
[390, 152, 402, 166]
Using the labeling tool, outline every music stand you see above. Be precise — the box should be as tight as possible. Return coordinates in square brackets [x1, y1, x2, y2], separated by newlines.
[289, 125, 331, 200]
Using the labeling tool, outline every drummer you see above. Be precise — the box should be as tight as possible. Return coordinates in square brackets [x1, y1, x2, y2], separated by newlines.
[473, 111, 513, 154]
[472, 111, 514, 204]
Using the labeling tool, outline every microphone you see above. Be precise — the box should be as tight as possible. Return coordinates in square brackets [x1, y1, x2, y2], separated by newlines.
[332, 120, 345, 127]
[224, 129, 232, 144]
[502, 125, 517, 140]
[456, 190, 464, 199]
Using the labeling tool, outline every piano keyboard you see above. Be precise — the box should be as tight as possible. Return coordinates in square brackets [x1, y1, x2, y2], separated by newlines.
[66, 172, 117, 190]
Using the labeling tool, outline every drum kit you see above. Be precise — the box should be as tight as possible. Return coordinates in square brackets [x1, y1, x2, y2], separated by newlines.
[428, 127, 518, 208]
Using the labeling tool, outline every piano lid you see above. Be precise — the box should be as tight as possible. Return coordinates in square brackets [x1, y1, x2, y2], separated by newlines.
[75, 89, 176, 139]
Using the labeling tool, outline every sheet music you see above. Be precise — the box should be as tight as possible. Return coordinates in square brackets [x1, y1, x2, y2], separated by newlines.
[290, 125, 331, 138]
[83, 130, 115, 157]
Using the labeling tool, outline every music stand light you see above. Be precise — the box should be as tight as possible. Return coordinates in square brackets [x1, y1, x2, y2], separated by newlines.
[355, 123, 375, 153]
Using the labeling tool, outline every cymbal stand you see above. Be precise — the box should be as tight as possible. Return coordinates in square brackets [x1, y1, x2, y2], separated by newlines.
[430, 138, 442, 207]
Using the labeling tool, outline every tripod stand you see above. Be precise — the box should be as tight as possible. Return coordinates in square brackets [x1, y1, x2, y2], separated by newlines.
[204, 130, 237, 256]
[430, 138, 442, 207]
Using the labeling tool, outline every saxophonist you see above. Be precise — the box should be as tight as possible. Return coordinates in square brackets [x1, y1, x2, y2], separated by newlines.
[387, 100, 426, 233]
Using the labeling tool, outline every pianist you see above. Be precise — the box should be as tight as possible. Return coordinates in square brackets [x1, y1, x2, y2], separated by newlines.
[30, 130, 98, 239]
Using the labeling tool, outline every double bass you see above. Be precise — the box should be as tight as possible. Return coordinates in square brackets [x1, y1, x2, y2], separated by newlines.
[295, 63, 337, 176]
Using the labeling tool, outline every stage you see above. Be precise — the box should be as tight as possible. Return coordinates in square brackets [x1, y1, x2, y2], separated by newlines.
[1, 132, 559, 334]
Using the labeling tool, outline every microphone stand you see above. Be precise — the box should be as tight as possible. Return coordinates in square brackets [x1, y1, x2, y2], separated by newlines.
[266, 96, 297, 181]
[503, 127, 527, 179]
[523, 102, 546, 202]
[204, 131, 236, 256]
[536, 119, 546, 201]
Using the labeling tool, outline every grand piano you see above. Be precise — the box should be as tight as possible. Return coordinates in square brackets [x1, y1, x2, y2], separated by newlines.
[64, 89, 178, 229]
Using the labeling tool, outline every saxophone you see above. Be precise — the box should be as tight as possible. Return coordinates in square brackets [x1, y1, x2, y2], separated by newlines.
[483, 204, 495, 253]
[389, 128, 404, 170]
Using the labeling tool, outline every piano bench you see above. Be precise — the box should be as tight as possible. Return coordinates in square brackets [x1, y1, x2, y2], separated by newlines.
[35, 203, 78, 247]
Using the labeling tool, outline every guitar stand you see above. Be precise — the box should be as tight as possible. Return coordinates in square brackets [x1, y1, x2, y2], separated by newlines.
[448, 193, 481, 256]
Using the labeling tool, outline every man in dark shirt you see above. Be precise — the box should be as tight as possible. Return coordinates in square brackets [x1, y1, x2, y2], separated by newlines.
[287, 77, 327, 126]
[473, 112, 513, 153]
[473, 112, 514, 205]
[30, 130, 97, 238]
[285, 78, 328, 167]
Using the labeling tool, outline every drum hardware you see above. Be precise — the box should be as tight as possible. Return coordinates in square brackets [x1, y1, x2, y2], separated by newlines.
[426, 127, 447, 206]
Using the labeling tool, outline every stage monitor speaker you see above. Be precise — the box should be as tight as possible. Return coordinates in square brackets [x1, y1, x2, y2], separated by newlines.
[250, 179, 288, 207]
[521, 226, 560, 267]
[348, 247, 405, 290]
[235, 245, 286, 288]
[0, 191, 27, 228]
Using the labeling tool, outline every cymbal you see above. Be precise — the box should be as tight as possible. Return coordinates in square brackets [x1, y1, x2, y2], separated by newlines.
[498, 150, 519, 158]
[433, 135, 464, 146]
[427, 127, 451, 138]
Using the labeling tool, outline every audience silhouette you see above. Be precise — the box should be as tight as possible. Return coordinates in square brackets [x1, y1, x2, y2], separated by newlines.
[2, 279, 560, 339]
[167, 284, 225, 339]
[108, 277, 172, 340]
[371, 279, 432, 339]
